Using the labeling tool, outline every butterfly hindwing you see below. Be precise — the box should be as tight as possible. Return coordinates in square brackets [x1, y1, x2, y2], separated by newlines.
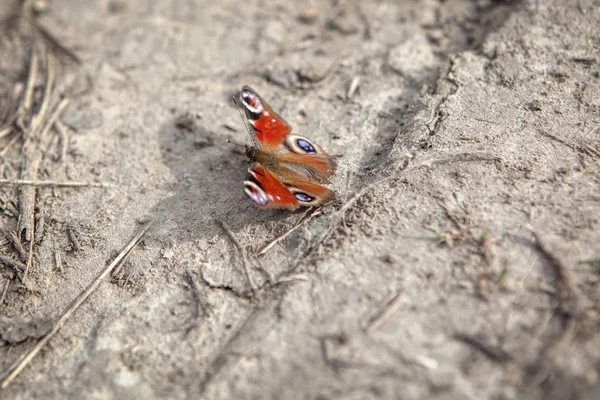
[287, 179, 336, 207]
[245, 165, 299, 210]
[279, 134, 336, 182]
[244, 164, 335, 210]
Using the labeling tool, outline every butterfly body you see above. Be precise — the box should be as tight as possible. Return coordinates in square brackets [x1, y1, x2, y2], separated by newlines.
[237, 86, 336, 210]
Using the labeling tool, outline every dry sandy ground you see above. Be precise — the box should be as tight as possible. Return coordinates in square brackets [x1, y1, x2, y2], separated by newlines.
[0, 0, 599, 399]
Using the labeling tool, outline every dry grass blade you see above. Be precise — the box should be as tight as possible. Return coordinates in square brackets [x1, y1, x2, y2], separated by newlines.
[346, 76, 361, 100]
[454, 333, 512, 363]
[366, 291, 403, 333]
[0, 179, 110, 188]
[0, 134, 21, 157]
[16, 49, 39, 129]
[23, 235, 35, 281]
[0, 278, 10, 306]
[5, 231, 29, 262]
[29, 49, 54, 137]
[257, 207, 322, 256]
[39, 98, 69, 138]
[0, 223, 150, 389]
[54, 121, 69, 162]
[16, 155, 40, 241]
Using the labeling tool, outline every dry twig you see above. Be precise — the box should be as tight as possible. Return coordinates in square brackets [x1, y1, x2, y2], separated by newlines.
[257, 207, 322, 256]
[0, 278, 10, 306]
[16, 50, 39, 130]
[0, 255, 27, 274]
[67, 228, 82, 252]
[16, 155, 40, 242]
[366, 291, 403, 333]
[537, 129, 600, 159]
[5, 231, 29, 262]
[28, 48, 54, 137]
[0, 179, 109, 188]
[54, 241, 62, 272]
[454, 333, 512, 363]
[23, 236, 34, 281]
[0, 224, 150, 389]
[218, 220, 257, 293]
[54, 120, 69, 162]
[346, 76, 361, 100]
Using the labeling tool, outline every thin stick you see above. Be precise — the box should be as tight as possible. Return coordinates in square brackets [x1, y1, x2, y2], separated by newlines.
[110, 239, 137, 279]
[257, 207, 322, 256]
[0, 224, 150, 389]
[0, 255, 27, 273]
[29, 49, 54, 137]
[0, 128, 13, 140]
[17, 155, 41, 242]
[0, 179, 110, 188]
[0, 154, 15, 178]
[39, 98, 69, 138]
[1, 83, 23, 124]
[54, 241, 62, 272]
[0, 133, 21, 156]
[23, 235, 34, 281]
[346, 76, 361, 100]
[7, 231, 29, 262]
[0, 278, 10, 306]
[366, 291, 403, 334]
[454, 333, 512, 363]
[67, 228, 82, 252]
[538, 129, 600, 159]
[19, 50, 39, 121]
[218, 220, 257, 292]
[55, 121, 69, 162]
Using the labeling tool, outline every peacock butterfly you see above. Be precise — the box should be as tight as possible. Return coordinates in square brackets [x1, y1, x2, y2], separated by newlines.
[233, 86, 336, 211]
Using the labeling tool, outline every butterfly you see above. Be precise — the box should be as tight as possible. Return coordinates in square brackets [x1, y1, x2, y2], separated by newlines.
[233, 86, 336, 211]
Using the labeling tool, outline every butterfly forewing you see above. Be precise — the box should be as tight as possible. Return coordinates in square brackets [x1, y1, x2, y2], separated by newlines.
[241, 86, 291, 148]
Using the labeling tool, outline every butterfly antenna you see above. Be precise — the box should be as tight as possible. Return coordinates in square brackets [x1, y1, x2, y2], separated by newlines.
[225, 138, 246, 148]
[232, 96, 255, 144]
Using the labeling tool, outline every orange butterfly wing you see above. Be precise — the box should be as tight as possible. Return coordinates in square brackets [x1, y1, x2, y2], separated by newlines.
[241, 86, 291, 148]
[244, 165, 299, 210]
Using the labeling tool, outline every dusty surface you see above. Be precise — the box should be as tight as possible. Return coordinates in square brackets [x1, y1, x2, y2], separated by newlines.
[0, 0, 599, 398]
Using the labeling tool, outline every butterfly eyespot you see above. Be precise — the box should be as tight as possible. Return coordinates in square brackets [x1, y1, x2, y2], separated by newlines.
[296, 139, 316, 154]
[294, 192, 315, 202]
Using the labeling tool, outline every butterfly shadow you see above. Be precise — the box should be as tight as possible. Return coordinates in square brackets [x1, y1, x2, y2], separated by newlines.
[144, 115, 296, 247]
